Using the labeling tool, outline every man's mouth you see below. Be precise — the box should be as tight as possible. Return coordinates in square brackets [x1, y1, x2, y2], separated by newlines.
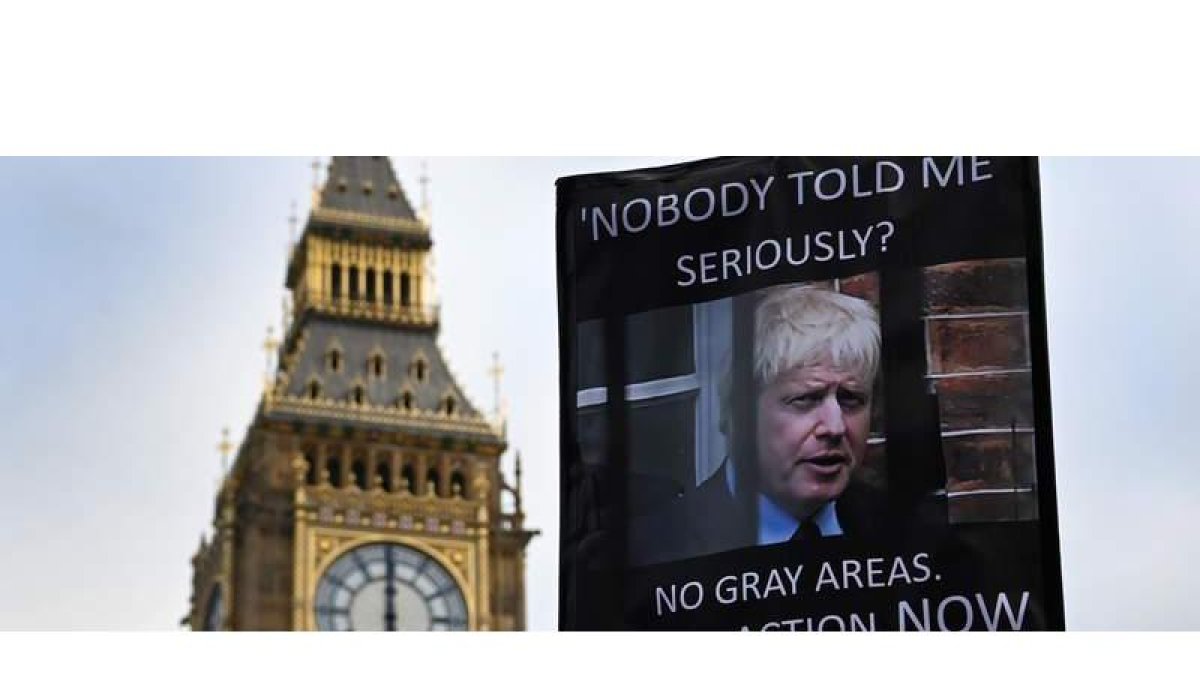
[797, 454, 848, 475]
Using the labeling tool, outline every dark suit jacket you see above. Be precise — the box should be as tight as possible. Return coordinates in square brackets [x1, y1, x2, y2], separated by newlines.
[628, 462, 896, 566]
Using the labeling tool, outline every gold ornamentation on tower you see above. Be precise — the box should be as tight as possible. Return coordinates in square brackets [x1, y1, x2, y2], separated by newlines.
[185, 157, 537, 631]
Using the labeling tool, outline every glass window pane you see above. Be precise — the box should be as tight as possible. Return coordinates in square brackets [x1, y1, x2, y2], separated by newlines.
[394, 562, 417, 583]
[576, 393, 696, 516]
[578, 305, 696, 391]
[577, 319, 606, 390]
[628, 393, 696, 513]
[424, 565, 452, 591]
[315, 583, 337, 610]
[333, 587, 351, 609]
[577, 406, 607, 467]
[343, 568, 366, 589]
[390, 546, 423, 569]
[357, 545, 385, 564]
[626, 305, 693, 382]
[429, 596, 448, 618]
[420, 569, 444, 590]
[365, 560, 386, 579]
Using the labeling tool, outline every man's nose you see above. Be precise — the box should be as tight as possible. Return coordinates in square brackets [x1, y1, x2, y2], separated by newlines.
[814, 396, 846, 440]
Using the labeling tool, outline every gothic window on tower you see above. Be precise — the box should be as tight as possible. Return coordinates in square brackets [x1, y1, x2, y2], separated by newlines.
[383, 271, 394, 306]
[327, 346, 343, 373]
[375, 462, 392, 492]
[401, 463, 416, 494]
[575, 298, 732, 517]
[399, 389, 414, 411]
[326, 456, 342, 488]
[304, 450, 318, 485]
[352, 383, 365, 406]
[450, 471, 467, 498]
[349, 266, 360, 301]
[366, 268, 377, 304]
[369, 352, 386, 379]
[410, 357, 427, 383]
[443, 395, 457, 416]
[307, 378, 323, 401]
[331, 263, 342, 300]
[400, 272, 412, 307]
[426, 468, 441, 497]
[351, 459, 368, 491]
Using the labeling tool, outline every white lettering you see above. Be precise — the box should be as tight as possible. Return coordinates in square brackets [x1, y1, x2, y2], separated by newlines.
[755, 239, 782, 270]
[589, 204, 619, 240]
[977, 592, 1029, 631]
[877, 160, 904, 193]
[898, 598, 930, 631]
[698, 252, 718, 284]
[787, 170, 815, 205]
[852, 224, 874, 256]
[657, 194, 680, 228]
[815, 562, 840, 592]
[814, 168, 847, 201]
[937, 595, 973, 631]
[720, 183, 749, 217]
[813, 231, 835, 262]
[675, 255, 696, 287]
[971, 156, 994, 182]
[684, 188, 716, 222]
[749, 176, 775, 210]
[621, 198, 652, 233]
[923, 156, 964, 188]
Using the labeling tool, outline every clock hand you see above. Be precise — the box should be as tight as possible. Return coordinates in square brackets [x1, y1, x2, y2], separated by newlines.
[384, 545, 397, 631]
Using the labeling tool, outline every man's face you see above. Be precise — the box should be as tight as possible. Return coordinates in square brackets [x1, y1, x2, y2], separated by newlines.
[755, 361, 872, 519]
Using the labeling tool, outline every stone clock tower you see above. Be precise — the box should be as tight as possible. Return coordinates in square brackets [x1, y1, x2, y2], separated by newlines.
[186, 157, 536, 631]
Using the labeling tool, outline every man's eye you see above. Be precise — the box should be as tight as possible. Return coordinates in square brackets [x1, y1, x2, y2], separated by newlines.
[837, 390, 867, 408]
[786, 393, 822, 408]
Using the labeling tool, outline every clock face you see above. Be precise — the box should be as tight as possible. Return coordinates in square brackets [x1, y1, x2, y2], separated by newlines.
[314, 543, 468, 631]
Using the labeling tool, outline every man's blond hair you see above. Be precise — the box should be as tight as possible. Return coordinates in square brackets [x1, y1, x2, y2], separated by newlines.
[754, 284, 880, 386]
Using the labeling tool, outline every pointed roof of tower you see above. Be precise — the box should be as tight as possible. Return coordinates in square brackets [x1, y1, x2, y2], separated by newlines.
[289, 157, 429, 289]
[319, 156, 417, 220]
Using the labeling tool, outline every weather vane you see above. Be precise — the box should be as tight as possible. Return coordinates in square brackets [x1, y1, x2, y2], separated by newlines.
[263, 326, 280, 395]
[488, 351, 504, 419]
[419, 160, 431, 214]
[218, 427, 233, 475]
[310, 158, 323, 207]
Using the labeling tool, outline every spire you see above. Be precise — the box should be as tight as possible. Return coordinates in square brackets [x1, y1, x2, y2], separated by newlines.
[317, 157, 417, 221]
[488, 351, 504, 419]
[218, 428, 233, 475]
[263, 326, 279, 392]
[310, 158, 323, 208]
[418, 160, 431, 225]
[488, 351, 508, 436]
[514, 451, 524, 515]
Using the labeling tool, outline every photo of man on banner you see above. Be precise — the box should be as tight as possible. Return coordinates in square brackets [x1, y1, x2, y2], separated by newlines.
[631, 284, 893, 565]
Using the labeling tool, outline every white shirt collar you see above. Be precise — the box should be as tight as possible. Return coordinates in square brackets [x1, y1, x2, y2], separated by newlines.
[722, 460, 844, 544]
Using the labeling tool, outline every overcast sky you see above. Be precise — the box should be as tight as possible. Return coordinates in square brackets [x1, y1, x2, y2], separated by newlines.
[1, 157, 1197, 630]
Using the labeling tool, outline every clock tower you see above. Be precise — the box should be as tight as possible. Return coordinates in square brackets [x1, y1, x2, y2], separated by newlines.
[186, 157, 536, 631]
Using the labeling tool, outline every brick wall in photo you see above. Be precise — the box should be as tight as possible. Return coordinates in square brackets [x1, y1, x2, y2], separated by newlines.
[924, 258, 1037, 523]
[837, 259, 1038, 524]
